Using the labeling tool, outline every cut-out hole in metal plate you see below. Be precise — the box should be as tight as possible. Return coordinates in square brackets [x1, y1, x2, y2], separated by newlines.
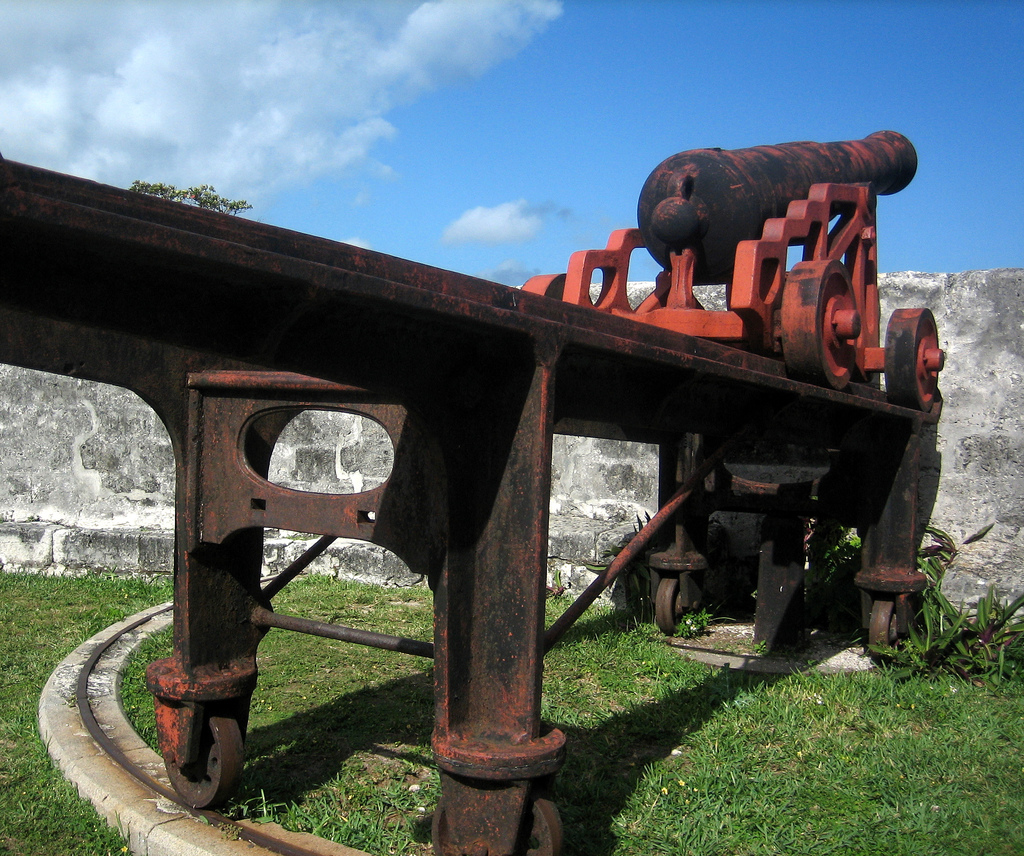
[267, 410, 394, 495]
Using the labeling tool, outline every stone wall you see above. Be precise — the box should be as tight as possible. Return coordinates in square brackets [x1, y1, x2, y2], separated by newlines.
[0, 270, 1020, 603]
[878, 269, 1024, 602]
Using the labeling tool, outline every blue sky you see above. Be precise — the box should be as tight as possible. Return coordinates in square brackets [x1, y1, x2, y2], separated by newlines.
[1, 1, 1020, 285]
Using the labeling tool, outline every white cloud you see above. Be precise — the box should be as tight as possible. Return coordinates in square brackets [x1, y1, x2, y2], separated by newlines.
[0, 1, 561, 203]
[476, 258, 542, 286]
[378, 0, 561, 93]
[442, 199, 544, 245]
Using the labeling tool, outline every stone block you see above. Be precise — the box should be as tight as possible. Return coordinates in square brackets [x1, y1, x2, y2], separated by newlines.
[54, 527, 141, 571]
[138, 530, 174, 574]
[547, 516, 610, 562]
[263, 535, 424, 587]
[0, 521, 56, 569]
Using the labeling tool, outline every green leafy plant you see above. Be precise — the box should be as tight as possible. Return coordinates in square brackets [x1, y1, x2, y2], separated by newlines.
[129, 180, 253, 215]
[804, 519, 862, 632]
[873, 524, 1024, 686]
[677, 607, 714, 639]
[584, 515, 655, 622]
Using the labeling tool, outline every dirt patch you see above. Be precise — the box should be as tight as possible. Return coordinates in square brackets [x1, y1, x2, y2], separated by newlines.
[667, 621, 875, 674]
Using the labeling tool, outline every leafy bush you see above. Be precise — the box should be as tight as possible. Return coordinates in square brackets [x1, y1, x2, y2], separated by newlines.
[805, 519, 862, 632]
[129, 180, 252, 214]
[873, 525, 1024, 686]
[677, 607, 714, 639]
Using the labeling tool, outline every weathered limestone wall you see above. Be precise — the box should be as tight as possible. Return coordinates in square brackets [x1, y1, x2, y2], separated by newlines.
[879, 269, 1024, 602]
[0, 270, 1020, 603]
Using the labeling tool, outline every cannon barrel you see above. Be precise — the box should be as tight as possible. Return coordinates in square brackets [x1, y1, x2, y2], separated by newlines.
[637, 130, 917, 283]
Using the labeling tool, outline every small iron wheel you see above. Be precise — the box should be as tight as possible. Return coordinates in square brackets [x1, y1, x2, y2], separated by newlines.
[526, 797, 563, 856]
[781, 259, 860, 390]
[884, 307, 943, 411]
[655, 576, 681, 636]
[868, 598, 898, 649]
[432, 797, 563, 856]
[166, 715, 245, 808]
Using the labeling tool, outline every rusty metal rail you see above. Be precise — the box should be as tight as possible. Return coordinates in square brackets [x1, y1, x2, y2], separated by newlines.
[1, 133, 940, 855]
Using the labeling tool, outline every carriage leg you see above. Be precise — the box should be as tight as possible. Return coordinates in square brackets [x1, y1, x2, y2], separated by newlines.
[431, 356, 565, 856]
[754, 515, 807, 651]
[146, 529, 266, 807]
[650, 435, 709, 636]
[853, 419, 928, 647]
[146, 382, 272, 808]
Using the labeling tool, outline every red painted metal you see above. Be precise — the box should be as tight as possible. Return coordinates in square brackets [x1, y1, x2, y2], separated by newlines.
[526, 133, 943, 405]
[0, 136, 942, 852]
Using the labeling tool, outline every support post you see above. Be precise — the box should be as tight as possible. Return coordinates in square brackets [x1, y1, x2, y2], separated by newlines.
[431, 348, 565, 855]
[754, 515, 806, 650]
[851, 418, 928, 646]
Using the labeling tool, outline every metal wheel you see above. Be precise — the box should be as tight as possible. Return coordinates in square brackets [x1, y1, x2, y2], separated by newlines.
[868, 598, 897, 648]
[884, 308, 943, 411]
[526, 797, 563, 856]
[655, 576, 680, 636]
[781, 259, 860, 389]
[166, 715, 245, 808]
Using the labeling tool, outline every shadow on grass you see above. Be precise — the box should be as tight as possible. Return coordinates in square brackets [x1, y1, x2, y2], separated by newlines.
[238, 668, 435, 797]
[234, 608, 782, 854]
[543, 611, 783, 855]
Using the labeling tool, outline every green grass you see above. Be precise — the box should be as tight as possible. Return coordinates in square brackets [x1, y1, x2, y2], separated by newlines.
[5, 570, 1024, 855]
[122, 576, 1024, 856]
[0, 571, 172, 856]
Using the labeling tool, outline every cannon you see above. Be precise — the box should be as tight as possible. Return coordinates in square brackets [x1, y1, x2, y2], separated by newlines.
[0, 136, 940, 855]
[636, 130, 917, 279]
[526, 131, 943, 409]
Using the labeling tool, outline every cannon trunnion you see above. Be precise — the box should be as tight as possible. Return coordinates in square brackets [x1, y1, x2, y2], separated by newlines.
[0, 135, 940, 855]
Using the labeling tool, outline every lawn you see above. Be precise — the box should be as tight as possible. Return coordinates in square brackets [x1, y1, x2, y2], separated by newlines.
[0, 571, 172, 856]
[4, 570, 1024, 856]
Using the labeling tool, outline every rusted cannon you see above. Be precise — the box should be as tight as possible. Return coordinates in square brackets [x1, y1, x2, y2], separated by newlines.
[0, 136, 940, 854]
[526, 132, 942, 410]
[636, 131, 917, 279]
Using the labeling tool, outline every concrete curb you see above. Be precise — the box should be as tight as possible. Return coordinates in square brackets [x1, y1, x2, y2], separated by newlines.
[38, 604, 368, 856]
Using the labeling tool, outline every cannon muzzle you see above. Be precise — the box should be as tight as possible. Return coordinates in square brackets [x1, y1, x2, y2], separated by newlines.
[637, 131, 917, 283]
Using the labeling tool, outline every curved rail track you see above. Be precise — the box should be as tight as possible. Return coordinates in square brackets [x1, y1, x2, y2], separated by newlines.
[70, 597, 364, 856]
